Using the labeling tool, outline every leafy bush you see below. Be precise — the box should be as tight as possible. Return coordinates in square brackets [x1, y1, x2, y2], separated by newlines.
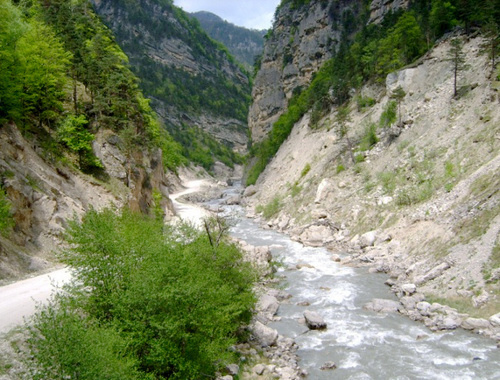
[379, 100, 397, 128]
[0, 189, 13, 235]
[356, 96, 376, 111]
[27, 209, 256, 379]
[256, 196, 282, 219]
[336, 164, 345, 174]
[359, 123, 379, 151]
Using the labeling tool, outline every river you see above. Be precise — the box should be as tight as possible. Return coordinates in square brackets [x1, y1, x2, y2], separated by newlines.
[206, 185, 500, 380]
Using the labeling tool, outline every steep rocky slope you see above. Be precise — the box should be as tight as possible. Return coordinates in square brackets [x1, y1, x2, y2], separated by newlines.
[91, 0, 251, 153]
[0, 123, 173, 282]
[192, 11, 265, 72]
[244, 34, 500, 337]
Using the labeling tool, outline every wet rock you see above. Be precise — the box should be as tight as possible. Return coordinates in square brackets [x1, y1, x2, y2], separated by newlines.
[401, 283, 417, 295]
[297, 301, 311, 307]
[266, 288, 293, 301]
[489, 313, 500, 327]
[257, 294, 280, 316]
[461, 318, 491, 331]
[364, 298, 400, 313]
[225, 195, 241, 205]
[296, 262, 315, 269]
[320, 361, 337, 370]
[331, 254, 342, 262]
[243, 185, 257, 197]
[416, 301, 432, 317]
[252, 321, 278, 347]
[304, 310, 327, 330]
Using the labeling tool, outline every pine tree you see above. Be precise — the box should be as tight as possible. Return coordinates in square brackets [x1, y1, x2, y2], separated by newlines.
[390, 86, 406, 125]
[448, 38, 469, 98]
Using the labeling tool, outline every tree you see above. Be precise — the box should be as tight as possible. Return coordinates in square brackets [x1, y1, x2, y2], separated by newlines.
[56, 114, 102, 171]
[448, 38, 468, 98]
[390, 86, 406, 125]
[481, 19, 500, 74]
[16, 20, 71, 128]
[430, 0, 457, 38]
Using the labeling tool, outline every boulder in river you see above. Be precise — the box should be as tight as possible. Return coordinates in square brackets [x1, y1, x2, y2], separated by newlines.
[257, 294, 280, 316]
[364, 298, 400, 313]
[243, 185, 257, 197]
[320, 361, 337, 370]
[304, 310, 327, 330]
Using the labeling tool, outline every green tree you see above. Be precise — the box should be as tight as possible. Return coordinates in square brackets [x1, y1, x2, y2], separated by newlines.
[27, 209, 257, 379]
[448, 38, 468, 97]
[481, 19, 500, 74]
[430, 0, 457, 38]
[390, 86, 406, 125]
[16, 20, 71, 129]
[57, 114, 102, 171]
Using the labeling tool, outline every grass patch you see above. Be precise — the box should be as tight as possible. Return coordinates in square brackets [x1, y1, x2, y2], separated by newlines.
[300, 163, 311, 178]
[356, 95, 376, 111]
[288, 182, 302, 197]
[336, 164, 345, 174]
[359, 122, 379, 151]
[427, 295, 500, 319]
[256, 196, 283, 219]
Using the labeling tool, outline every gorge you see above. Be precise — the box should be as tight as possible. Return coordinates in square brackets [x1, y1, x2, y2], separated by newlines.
[1, 0, 499, 379]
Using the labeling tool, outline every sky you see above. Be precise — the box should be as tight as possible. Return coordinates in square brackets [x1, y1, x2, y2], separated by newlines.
[173, 0, 281, 30]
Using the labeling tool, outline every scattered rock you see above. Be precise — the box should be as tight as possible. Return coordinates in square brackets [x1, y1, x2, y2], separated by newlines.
[225, 195, 241, 205]
[461, 318, 491, 331]
[243, 185, 257, 197]
[359, 231, 377, 248]
[414, 262, 451, 285]
[320, 361, 337, 370]
[364, 298, 400, 313]
[257, 294, 280, 316]
[304, 310, 327, 330]
[314, 179, 334, 204]
[489, 313, 500, 327]
[252, 321, 278, 347]
[226, 364, 239, 376]
[401, 283, 417, 295]
[253, 364, 266, 375]
[331, 254, 341, 262]
[297, 301, 310, 307]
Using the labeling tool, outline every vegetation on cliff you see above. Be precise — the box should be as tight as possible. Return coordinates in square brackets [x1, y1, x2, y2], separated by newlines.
[26, 209, 256, 379]
[0, 0, 184, 173]
[92, 0, 251, 169]
[246, 0, 500, 185]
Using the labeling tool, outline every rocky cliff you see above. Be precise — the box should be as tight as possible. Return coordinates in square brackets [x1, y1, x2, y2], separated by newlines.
[0, 123, 173, 282]
[244, 33, 500, 337]
[91, 0, 251, 154]
[249, 0, 412, 142]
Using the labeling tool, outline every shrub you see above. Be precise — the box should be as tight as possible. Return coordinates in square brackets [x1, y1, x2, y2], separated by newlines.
[336, 164, 345, 174]
[27, 209, 256, 379]
[300, 163, 311, 178]
[379, 100, 397, 128]
[359, 123, 379, 151]
[356, 95, 376, 111]
[257, 196, 282, 219]
[0, 188, 13, 235]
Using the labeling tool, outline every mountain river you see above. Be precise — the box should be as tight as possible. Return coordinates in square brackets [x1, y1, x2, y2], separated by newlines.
[206, 186, 500, 380]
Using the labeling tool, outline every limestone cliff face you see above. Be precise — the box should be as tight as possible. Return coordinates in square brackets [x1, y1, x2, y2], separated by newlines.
[249, 0, 410, 143]
[0, 124, 173, 281]
[91, 0, 250, 153]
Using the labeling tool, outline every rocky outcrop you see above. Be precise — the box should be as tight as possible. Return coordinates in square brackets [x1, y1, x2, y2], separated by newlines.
[0, 123, 172, 281]
[250, 0, 366, 142]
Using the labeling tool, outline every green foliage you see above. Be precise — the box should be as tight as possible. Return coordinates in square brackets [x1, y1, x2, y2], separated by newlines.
[300, 163, 311, 178]
[355, 95, 376, 111]
[336, 164, 345, 174]
[430, 0, 458, 37]
[390, 86, 406, 124]
[57, 115, 102, 171]
[359, 123, 379, 151]
[256, 196, 282, 219]
[289, 181, 302, 197]
[379, 100, 398, 128]
[0, 188, 13, 235]
[448, 38, 469, 98]
[28, 208, 256, 379]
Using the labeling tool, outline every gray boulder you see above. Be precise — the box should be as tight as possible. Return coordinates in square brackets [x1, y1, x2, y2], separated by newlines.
[364, 298, 400, 313]
[461, 318, 491, 331]
[257, 294, 280, 316]
[304, 310, 327, 330]
[243, 185, 257, 197]
[252, 321, 278, 347]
